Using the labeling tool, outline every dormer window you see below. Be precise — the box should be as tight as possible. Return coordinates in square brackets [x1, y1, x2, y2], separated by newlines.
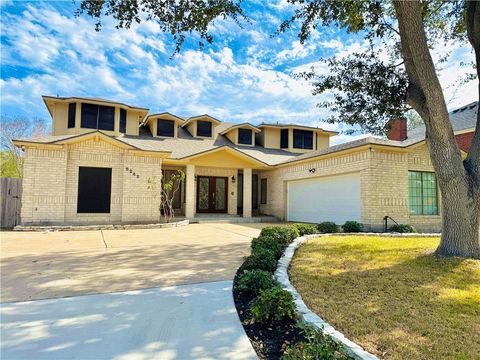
[81, 103, 115, 131]
[238, 128, 253, 145]
[157, 119, 175, 137]
[197, 120, 212, 137]
[280, 129, 289, 149]
[68, 103, 76, 128]
[293, 129, 313, 149]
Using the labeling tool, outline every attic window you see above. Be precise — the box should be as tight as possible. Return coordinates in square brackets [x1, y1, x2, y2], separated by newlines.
[68, 103, 76, 129]
[157, 119, 175, 137]
[238, 128, 253, 145]
[293, 129, 313, 149]
[197, 120, 212, 137]
[120, 109, 127, 133]
[81, 103, 115, 131]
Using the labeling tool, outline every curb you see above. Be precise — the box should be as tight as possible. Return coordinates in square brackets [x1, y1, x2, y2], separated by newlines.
[14, 219, 190, 232]
[274, 234, 382, 360]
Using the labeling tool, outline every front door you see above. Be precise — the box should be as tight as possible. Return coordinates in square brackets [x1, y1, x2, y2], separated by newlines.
[196, 176, 228, 213]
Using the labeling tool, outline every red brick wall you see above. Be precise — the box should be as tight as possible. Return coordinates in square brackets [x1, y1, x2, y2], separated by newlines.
[455, 131, 474, 152]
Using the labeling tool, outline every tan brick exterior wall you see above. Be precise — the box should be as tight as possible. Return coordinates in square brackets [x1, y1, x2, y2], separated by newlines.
[21, 138, 162, 225]
[259, 144, 442, 232]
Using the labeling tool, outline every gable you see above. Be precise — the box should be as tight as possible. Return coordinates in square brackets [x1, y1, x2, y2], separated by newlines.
[188, 147, 267, 168]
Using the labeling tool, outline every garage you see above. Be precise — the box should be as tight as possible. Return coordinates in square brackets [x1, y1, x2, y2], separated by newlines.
[287, 172, 361, 224]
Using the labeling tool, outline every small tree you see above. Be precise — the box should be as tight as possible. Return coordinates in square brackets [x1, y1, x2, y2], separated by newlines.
[147, 170, 185, 223]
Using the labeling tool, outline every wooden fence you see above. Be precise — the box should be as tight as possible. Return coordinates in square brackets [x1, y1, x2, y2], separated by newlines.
[0, 178, 22, 228]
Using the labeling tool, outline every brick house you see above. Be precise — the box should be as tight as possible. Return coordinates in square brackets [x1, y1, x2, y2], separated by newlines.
[13, 97, 477, 231]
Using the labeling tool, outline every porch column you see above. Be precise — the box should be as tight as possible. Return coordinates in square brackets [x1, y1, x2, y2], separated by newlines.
[243, 168, 252, 218]
[185, 164, 195, 219]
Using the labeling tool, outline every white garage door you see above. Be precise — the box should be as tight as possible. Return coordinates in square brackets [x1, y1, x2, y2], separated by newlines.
[287, 172, 361, 224]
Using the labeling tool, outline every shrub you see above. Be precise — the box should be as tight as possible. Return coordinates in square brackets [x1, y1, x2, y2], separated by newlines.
[282, 325, 349, 360]
[389, 224, 416, 233]
[260, 226, 300, 247]
[243, 247, 277, 272]
[251, 236, 285, 260]
[342, 221, 363, 233]
[237, 270, 275, 295]
[317, 221, 338, 233]
[251, 286, 296, 323]
[292, 223, 317, 236]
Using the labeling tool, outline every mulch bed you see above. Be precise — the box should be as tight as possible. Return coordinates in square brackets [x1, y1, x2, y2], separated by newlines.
[233, 264, 306, 360]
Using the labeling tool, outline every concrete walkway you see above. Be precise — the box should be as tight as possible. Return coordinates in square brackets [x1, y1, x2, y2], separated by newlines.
[0, 223, 281, 359]
[1, 280, 257, 360]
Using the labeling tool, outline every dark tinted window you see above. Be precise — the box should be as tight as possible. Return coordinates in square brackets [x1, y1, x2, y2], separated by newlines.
[77, 167, 112, 213]
[280, 129, 289, 148]
[197, 120, 212, 137]
[120, 109, 127, 133]
[260, 178, 267, 204]
[98, 106, 115, 131]
[80, 103, 115, 131]
[157, 119, 175, 137]
[293, 129, 313, 149]
[68, 103, 76, 128]
[81, 103, 98, 129]
[238, 128, 253, 145]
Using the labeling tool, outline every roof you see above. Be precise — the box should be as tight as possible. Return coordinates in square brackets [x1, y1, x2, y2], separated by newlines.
[259, 123, 339, 136]
[182, 114, 222, 128]
[407, 101, 477, 141]
[219, 123, 261, 135]
[42, 95, 149, 111]
[15, 102, 477, 167]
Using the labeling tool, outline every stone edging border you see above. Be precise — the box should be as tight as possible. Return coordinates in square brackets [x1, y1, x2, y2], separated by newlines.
[13, 219, 190, 232]
[274, 232, 440, 360]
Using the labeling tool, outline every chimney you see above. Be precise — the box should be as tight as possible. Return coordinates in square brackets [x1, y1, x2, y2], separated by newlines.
[386, 118, 407, 141]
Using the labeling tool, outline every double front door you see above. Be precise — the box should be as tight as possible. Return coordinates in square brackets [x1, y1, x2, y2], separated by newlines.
[196, 176, 228, 213]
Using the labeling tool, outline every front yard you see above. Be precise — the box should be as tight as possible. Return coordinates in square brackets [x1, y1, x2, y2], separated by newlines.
[289, 236, 480, 360]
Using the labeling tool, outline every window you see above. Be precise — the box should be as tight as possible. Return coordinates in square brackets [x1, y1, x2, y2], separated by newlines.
[280, 129, 289, 149]
[80, 103, 115, 131]
[120, 108, 127, 133]
[157, 119, 175, 137]
[77, 167, 112, 213]
[68, 103, 76, 128]
[260, 178, 267, 204]
[408, 171, 438, 215]
[197, 120, 212, 137]
[293, 129, 313, 149]
[238, 128, 253, 145]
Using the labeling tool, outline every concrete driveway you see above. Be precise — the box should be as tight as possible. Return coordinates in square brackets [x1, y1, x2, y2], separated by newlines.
[0, 222, 275, 359]
[1, 223, 269, 302]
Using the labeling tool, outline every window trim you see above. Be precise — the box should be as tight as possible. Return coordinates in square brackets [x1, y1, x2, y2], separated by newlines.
[68, 103, 76, 129]
[157, 119, 175, 138]
[119, 108, 127, 133]
[280, 129, 289, 149]
[196, 120, 213, 138]
[238, 128, 253, 145]
[77, 167, 112, 214]
[260, 178, 267, 204]
[408, 171, 439, 216]
[80, 103, 116, 131]
[293, 129, 314, 150]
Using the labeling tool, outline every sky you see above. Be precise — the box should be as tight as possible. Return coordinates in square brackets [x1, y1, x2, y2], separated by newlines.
[0, 0, 477, 144]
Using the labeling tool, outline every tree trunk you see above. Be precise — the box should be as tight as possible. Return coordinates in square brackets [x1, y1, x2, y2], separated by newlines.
[393, 1, 480, 259]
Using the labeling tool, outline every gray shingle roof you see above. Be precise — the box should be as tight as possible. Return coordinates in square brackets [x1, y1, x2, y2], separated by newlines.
[15, 102, 477, 166]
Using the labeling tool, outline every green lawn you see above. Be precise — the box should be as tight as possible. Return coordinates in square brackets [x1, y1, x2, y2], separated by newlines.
[289, 236, 480, 360]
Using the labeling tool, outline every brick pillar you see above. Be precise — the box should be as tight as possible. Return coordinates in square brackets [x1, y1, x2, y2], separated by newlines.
[185, 164, 195, 219]
[386, 118, 407, 141]
[243, 168, 252, 218]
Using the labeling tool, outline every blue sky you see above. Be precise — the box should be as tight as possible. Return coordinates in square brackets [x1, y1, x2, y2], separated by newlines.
[1, 0, 477, 144]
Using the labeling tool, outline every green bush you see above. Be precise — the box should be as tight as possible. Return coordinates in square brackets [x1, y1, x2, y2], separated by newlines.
[292, 223, 317, 236]
[251, 235, 285, 260]
[260, 226, 300, 247]
[237, 270, 275, 295]
[342, 221, 363, 233]
[317, 221, 338, 233]
[389, 224, 416, 233]
[243, 247, 277, 272]
[282, 325, 350, 360]
[251, 286, 296, 323]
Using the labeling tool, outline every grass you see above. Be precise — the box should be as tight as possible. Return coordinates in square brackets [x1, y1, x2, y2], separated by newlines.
[289, 236, 480, 360]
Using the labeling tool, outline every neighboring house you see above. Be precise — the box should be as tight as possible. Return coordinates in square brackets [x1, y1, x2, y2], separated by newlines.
[13, 96, 477, 231]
